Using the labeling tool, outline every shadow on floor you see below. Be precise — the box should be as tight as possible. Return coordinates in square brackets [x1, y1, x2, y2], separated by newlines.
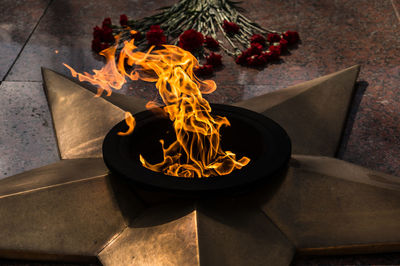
[336, 80, 369, 158]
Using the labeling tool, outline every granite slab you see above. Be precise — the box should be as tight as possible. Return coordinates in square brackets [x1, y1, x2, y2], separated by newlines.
[0, 81, 59, 179]
[0, 0, 51, 80]
[4, 0, 175, 82]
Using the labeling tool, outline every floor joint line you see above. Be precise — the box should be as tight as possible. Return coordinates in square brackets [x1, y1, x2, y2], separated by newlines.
[2, 0, 54, 82]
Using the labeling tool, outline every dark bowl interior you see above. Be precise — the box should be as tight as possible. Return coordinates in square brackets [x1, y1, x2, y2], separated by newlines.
[103, 103, 291, 196]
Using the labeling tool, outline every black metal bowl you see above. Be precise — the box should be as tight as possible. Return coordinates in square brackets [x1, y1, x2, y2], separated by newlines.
[102, 103, 291, 196]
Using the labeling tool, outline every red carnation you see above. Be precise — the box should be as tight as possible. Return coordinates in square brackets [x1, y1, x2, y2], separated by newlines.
[241, 48, 252, 58]
[235, 53, 248, 65]
[91, 38, 102, 53]
[206, 52, 222, 66]
[238, 43, 262, 59]
[235, 47, 253, 65]
[250, 34, 266, 46]
[179, 29, 204, 52]
[102, 18, 112, 28]
[120, 14, 128, 26]
[236, 43, 264, 65]
[146, 25, 167, 46]
[102, 26, 115, 43]
[100, 43, 111, 51]
[92, 38, 110, 53]
[204, 36, 219, 49]
[267, 33, 281, 43]
[223, 20, 240, 34]
[93, 26, 103, 40]
[259, 51, 270, 64]
[246, 55, 265, 67]
[279, 39, 288, 51]
[249, 42, 263, 55]
[194, 64, 213, 76]
[93, 18, 115, 47]
[282, 30, 300, 44]
[268, 45, 281, 59]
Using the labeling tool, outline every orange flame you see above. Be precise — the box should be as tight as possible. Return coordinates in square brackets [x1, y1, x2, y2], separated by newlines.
[117, 112, 135, 136]
[64, 34, 250, 177]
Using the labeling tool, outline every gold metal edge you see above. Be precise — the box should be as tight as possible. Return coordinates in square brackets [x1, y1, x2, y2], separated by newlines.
[194, 208, 201, 266]
[0, 174, 106, 199]
[95, 225, 129, 256]
[297, 242, 400, 256]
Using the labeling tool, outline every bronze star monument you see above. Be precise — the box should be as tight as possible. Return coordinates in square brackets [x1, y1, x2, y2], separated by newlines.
[0, 65, 399, 265]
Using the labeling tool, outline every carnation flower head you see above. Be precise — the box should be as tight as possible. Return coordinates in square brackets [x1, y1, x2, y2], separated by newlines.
[250, 34, 266, 46]
[282, 30, 300, 44]
[279, 39, 288, 51]
[223, 20, 240, 34]
[206, 52, 222, 66]
[146, 25, 167, 46]
[120, 14, 128, 26]
[268, 45, 281, 59]
[267, 33, 281, 43]
[204, 36, 219, 49]
[178, 29, 204, 52]
[102, 18, 112, 28]
[249, 42, 263, 55]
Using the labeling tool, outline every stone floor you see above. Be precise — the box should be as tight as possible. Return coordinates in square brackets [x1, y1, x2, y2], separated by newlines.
[0, 0, 399, 265]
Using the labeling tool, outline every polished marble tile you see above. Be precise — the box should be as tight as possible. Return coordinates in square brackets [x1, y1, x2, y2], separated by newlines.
[0, 0, 51, 80]
[0, 82, 59, 179]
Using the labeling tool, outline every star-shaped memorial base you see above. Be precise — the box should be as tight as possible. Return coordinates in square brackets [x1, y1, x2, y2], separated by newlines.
[1, 65, 400, 265]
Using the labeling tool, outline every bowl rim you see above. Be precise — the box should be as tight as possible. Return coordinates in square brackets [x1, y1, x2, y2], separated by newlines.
[102, 103, 291, 196]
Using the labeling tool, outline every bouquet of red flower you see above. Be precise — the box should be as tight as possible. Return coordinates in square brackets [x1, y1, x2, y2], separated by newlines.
[91, 0, 300, 76]
[236, 31, 299, 67]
